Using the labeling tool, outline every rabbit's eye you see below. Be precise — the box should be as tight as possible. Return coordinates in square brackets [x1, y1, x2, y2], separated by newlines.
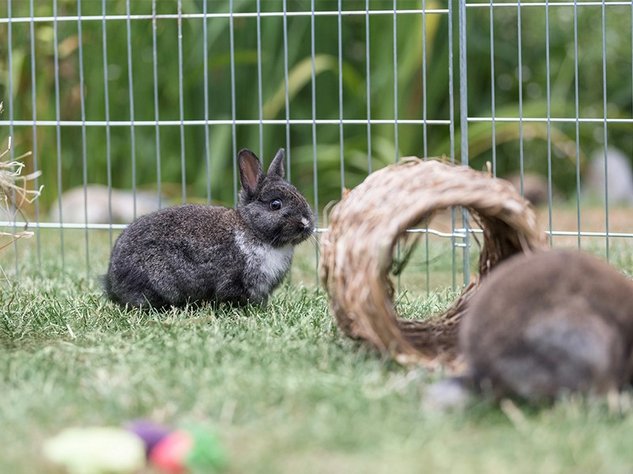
[270, 199, 282, 211]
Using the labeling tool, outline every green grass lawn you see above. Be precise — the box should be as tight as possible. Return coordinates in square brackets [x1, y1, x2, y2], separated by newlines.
[3, 229, 633, 473]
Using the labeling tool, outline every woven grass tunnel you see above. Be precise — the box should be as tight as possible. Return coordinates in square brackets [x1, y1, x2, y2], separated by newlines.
[319, 158, 545, 368]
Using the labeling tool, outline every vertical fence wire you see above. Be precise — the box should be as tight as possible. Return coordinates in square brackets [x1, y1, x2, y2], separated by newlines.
[393, 0, 401, 291]
[516, 0, 524, 196]
[489, 0, 496, 177]
[151, 0, 163, 210]
[365, 0, 372, 174]
[545, 0, 553, 248]
[52, 0, 65, 268]
[28, 0, 41, 266]
[282, 0, 291, 181]
[202, 0, 212, 203]
[5, 1, 12, 158]
[7, 0, 19, 275]
[101, 0, 114, 248]
[392, 0, 399, 163]
[573, 0, 582, 249]
[310, 0, 319, 285]
[229, 0, 238, 206]
[177, 0, 186, 204]
[601, 0, 610, 261]
[458, 0, 470, 286]
[77, 0, 90, 277]
[256, 0, 264, 158]
[448, 0, 456, 290]
[422, 0, 430, 295]
[281, 0, 294, 283]
[125, 0, 137, 218]
[421, 4, 428, 160]
[337, 0, 345, 192]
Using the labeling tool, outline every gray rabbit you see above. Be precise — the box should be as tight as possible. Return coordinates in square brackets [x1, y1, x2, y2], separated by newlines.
[104, 148, 314, 309]
[428, 249, 633, 407]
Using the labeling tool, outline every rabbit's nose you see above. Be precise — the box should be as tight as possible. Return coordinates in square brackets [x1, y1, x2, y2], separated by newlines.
[301, 217, 311, 229]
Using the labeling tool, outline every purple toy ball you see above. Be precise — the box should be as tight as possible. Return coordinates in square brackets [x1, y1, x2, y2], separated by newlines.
[125, 420, 172, 457]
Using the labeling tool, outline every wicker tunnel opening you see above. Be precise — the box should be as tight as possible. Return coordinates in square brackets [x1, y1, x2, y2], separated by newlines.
[319, 158, 545, 368]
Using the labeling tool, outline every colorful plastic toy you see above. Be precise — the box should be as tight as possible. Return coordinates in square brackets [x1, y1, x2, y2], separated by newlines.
[43, 421, 226, 473]
[42, 426, 146, 474]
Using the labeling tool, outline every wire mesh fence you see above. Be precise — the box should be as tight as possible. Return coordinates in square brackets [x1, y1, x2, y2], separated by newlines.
[0, 0, 632, 288]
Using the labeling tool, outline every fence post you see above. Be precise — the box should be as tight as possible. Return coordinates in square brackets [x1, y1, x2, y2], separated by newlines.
[458, 0, 470, 285]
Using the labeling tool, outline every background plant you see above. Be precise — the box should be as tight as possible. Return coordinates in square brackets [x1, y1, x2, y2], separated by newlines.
[0, 0, 631, 213]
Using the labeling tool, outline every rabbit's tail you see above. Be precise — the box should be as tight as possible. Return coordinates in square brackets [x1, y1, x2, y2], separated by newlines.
[101, 273, 110, 292]
[488, 313, 620, 402]
[100, 273, 118, 303]
[423, 375, 477, 411]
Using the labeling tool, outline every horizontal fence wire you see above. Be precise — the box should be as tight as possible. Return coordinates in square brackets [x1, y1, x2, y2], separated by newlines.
[3, 221, 633, 241]
[0, 119, 454, 126]
[0, 10, 450, 24]
[1, 117, 632, 126]
[2, 2, 633, 24]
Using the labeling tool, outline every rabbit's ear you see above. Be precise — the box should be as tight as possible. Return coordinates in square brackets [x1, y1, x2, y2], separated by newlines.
[267, 148, 285, 179]
[238, 149, 263, 195]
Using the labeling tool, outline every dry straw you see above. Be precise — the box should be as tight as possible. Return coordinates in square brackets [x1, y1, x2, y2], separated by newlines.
[320, 157, 545, 368]
[0, 102, 43, 252]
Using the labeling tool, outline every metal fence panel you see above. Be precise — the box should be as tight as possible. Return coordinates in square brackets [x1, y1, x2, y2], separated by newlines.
[0, 0, 632, 287]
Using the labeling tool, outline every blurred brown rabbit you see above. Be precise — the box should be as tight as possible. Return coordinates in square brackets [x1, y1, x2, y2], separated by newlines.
[430, 249, 633, 406]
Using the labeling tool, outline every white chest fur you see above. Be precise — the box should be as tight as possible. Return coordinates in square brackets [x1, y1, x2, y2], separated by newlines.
[234, 231, 294, 300]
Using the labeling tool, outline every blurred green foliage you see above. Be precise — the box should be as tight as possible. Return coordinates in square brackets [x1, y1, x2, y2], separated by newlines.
[0, 0, 632, 214]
